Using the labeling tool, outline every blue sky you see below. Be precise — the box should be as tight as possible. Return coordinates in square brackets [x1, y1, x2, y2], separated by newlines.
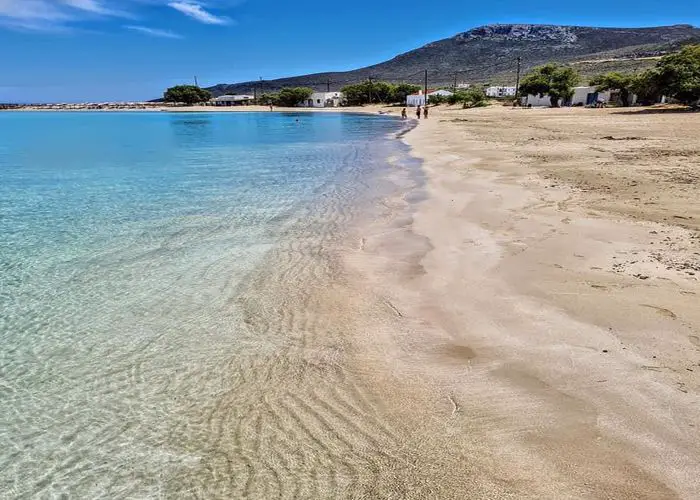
[1, 0, 697, 102]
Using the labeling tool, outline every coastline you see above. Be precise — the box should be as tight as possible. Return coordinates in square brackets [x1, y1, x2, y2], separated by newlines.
[162, 116, 438, 497]
[338, 105, 700, 497]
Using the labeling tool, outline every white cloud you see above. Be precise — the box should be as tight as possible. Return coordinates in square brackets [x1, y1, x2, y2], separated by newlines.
[0, 0, 120, 30]
[61, 0, 112, 14]
[0, 0, 68, 21]
[167, 1, 230, 25]
[125, 24, 182, 38]
[0, 0, 238, 31]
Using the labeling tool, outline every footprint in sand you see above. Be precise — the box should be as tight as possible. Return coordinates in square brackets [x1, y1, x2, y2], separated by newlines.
[437, 344, 477, 368]
[689, 335, 700, 348]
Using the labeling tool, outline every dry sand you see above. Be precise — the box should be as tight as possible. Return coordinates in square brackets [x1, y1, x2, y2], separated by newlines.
[337, 105, 700, 498]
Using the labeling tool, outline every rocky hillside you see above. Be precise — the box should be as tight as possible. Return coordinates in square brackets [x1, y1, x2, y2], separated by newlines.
[209, 24, 700, 95]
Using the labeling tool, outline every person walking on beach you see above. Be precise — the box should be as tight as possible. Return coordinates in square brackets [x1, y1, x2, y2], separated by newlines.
[401, 108, 407, 120]
[423, 106, 429, 119]
[416, 105, 422, 119]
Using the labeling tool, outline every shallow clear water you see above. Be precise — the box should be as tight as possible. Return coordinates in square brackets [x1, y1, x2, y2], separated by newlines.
[0, 111, 405, 497]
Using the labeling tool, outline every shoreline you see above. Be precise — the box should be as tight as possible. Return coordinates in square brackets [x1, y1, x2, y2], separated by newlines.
[340, 104, 700, 497]
[189, 117, 438, 497]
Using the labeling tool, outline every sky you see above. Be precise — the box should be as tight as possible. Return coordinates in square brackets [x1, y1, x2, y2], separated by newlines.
[0, 0, 698, 102]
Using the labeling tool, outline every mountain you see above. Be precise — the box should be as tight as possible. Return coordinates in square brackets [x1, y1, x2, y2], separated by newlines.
[208, 24, 700, 96]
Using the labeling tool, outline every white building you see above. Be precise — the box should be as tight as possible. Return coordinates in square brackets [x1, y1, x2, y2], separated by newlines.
[406, 89, 454, 107]
[212, 94, 255, 106]
[522, 86, 638, 107]
[485, 86, 517, 98]
[570, 86, 612, 106]
[299, 92, 344, 108]
[522, 92, 563, 107]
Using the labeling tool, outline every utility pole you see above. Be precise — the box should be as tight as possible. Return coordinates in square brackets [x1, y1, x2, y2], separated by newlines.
[515, 56, 522, 99]
[367, 77, 373, 104]
[453, 73, 458, 92]
[424, 69, 428, 107]
[326, 78, 331, 93]
[194, 75, 199, 87]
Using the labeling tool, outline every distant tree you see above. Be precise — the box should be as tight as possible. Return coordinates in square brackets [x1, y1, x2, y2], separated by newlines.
[340, 83, 369, 106]
[428, 93, 448, 105]
[163, 85, 211, 105]
[445, 88, 487, 108]
[460, 87, 488, 108]
[340, 81, 419, 105]
[590, 72, 637, 107]
[651, 45, 700, 105]
[519, 64, 580, 107]
[276, 87, 314, 107]
[259, 92, 280, 106]
[446, 91, 466, 105]
[630, 69, 664, 104]
[370, 81, 396, 104]
[392, 83, 422, 104]
[340, 81, 387, 105]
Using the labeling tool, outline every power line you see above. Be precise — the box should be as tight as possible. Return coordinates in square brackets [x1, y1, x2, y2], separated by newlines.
[424, 69, 428, 106]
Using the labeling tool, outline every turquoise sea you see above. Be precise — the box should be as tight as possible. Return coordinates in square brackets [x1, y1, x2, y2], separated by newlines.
[0, 111, 410, 497]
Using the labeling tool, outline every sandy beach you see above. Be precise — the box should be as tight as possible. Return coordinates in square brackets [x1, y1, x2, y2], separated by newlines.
[335, 105, 700, 498]
[5, 103, 698, 497]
